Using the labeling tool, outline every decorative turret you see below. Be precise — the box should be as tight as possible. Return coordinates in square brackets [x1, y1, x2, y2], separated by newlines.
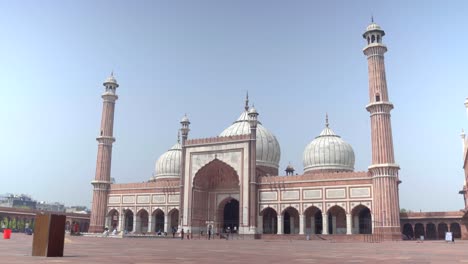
[285, 164, 295, 176]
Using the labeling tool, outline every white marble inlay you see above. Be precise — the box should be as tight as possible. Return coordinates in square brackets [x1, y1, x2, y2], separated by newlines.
[326, 189, 346, 199]
[137, 195, 150, 204]
[303, 189, 322, 199]
[122, 196, 135, 204]
[260, 191, 277, 201]
[108, 196, 120, 204]
[152, 195, 166, 203]
[350, 187, 371, 198]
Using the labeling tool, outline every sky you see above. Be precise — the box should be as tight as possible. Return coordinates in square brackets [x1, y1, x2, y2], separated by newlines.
[0, 0, 467, 211]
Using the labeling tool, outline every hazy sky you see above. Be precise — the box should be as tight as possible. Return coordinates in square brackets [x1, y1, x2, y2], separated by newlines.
[0, 0, 467, 211]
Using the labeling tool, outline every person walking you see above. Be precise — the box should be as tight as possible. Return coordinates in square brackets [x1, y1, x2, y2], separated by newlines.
[181, 228, 184, 240]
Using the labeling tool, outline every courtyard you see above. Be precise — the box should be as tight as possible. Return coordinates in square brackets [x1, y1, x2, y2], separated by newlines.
[1, 234, 468, 263]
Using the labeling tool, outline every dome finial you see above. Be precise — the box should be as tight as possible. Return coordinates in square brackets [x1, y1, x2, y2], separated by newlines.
[371, 15, 374, 23]
[325, 113, 329, 128]
[245, 91, 249, 111]
[177, 130, 181, 143]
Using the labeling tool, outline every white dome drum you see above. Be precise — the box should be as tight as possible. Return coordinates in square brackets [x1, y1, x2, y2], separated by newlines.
[151, 141, 182, 181]
[219, 107, 281, 173]
[303, 118, 355, 173]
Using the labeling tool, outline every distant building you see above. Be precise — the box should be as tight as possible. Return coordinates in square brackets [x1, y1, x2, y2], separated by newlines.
[0, 194, 36, 209]
[66, 206, 89, 214]
[36, 201, 65, 212]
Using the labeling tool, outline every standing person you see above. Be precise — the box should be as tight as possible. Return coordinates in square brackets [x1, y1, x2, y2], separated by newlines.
[181, 228, 184, 240]
[172, 226, 176, 238]
[187, 229, 190, 240]
[208, 228, 212, 240]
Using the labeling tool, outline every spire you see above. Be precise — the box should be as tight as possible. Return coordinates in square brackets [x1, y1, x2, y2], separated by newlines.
[325, 113, 329, 128]
[371, 15, 374, 23]
[245, 91, 249, 111]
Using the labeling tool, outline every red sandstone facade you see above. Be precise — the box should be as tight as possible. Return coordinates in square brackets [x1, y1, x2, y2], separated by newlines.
[88, 22, 468, 240]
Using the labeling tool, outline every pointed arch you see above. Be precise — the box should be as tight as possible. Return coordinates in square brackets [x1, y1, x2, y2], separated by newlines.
[282, 206, 299, 234]
[260, 207, 277, 234]
[193, 158, 240, 189]
[351, 205, 372, 234]
[327, 205, 347, 234]
[303, 206, 322, 234]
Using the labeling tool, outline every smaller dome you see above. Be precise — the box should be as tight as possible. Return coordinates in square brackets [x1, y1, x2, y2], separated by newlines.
[366, 22, 382, 32]
[248, 106, 258, 115]
[103, 72, 118, 85]
[151, 141, 182, 181]
[303, 118, 355, 173]
[181, 115, 190, 123]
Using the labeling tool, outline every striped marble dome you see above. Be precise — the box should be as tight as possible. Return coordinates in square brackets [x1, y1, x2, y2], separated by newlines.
[151, 141, 182, 180]
[303, 120, 355, 173]
[219, 109, 281, 170]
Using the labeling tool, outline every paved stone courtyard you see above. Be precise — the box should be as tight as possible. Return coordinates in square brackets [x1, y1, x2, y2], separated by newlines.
[1, 234, 468, 263]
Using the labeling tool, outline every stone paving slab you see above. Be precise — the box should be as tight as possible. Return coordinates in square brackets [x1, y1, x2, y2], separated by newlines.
[1, 234, 467, 263]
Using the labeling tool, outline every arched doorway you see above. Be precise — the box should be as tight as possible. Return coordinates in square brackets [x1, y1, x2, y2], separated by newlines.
[261, 207, 277, 234]
[438, 223, 448, 239]
[304, 206, 322, 234]
[426, 223, 436, 240]
[414, 223, 424, 239]
[327, 206, 346, 234]
[402, 223, 414, 239]
[168, 209, 179, 231]
[192, 159, 240, 234]
[351, 205, 371, 234]
[153, 209, 165, 234]
[219, 198, 239, 232]
[450, 223, 461, 239]
[283, 207, 299, 234]
[124, 210, 134, 232]
[137, 210, 149, 233]
[107, 209, 119, 230]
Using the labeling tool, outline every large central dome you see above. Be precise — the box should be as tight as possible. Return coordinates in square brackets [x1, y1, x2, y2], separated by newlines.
[303, 117, 355, 173]
[219, 103, 281, 171]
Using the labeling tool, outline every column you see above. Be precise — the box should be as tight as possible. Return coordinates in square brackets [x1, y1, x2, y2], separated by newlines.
[277, 215, 283, 235]
[346, 214, 352, 235]
[322, 213, 328, 235]
[332, 216, 337, 234]
[164, 214, 169, 233]
[119, 213, 124, 231]
[311, 216, 315, 234]
[148, 214, 153, 233]
[354, 215, 359, 234]
[105, 216, 110, 229]
[299, 215, 305, 235]
[290, 216, 295, 234]
[133, 215, 138, 233]
[257, 215, 263, 234]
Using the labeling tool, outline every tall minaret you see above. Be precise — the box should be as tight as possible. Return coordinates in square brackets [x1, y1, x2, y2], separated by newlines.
[89, 73, 119, 233]
[179, 114, 190, 228]
[363, 21, 401, 240]
[248, 105, 258, 232]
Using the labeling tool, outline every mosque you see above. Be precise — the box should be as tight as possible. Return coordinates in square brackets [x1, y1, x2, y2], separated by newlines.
[87, 21, 466, 240]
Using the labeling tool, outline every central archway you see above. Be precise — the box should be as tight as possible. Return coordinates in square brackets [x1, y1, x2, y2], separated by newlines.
[191, 159, 240, 234]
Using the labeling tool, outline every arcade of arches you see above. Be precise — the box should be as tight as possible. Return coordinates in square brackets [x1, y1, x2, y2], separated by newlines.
[402, 222, 462, 240]
[106, 208, 179, 233]
[260, 205, 372, 235]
